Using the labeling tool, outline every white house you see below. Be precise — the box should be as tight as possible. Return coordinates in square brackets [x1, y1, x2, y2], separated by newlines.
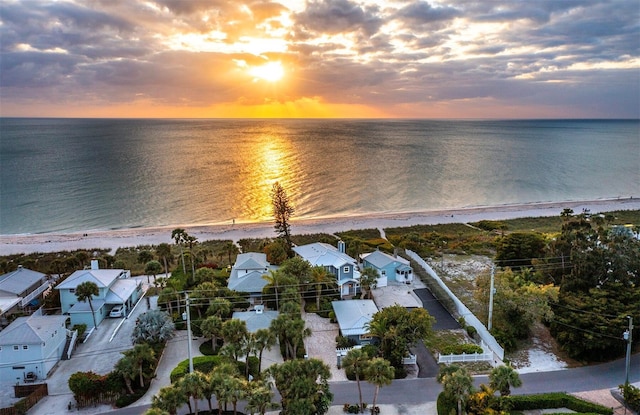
[361, 250, 414, 286]
[0, 314, 70, 383]
[55, 262, 141, 328]
[227, 253, 277, 306]
[293, 241, 361, 298]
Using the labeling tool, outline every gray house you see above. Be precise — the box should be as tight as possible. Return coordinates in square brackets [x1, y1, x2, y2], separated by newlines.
[331, 299, 379, 345]
[227, 252, 276, 306]
[0, 266, 51, 321]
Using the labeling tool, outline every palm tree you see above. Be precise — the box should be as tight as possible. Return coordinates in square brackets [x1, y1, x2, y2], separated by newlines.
[438, 365, 474, 415]
[310, 265, 336, 310]
[262, 269, 285, 311]
[221, 318, 249, 362]
[155, 243, 173, 277]
[124, 343, 156, 388]
[226, 376, 247, 415]
[364, 357, 394, 413]
[489, 364, 522, 396]
[178, 371, 208, 415]
[158, 287, 177, 315]
[145, 260, 163, 284]
[359, 267, 379, 299]
[171, 228, 187, 274]
[200, 315, 223, 353]
[341, 348, 370, 412]
[252, 328, 277, 373]
[223, 241, 240, 265]
[114, 354, 137, 394]
[245, 379, 278, 415]
[151, 385, 186, 415]
[210, 362, 239, 415]
[185, 234, 198, 283]
[75, 281, 99, 329]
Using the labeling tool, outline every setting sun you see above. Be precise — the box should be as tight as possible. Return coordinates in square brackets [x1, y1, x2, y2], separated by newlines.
[250, 61, 285, 82]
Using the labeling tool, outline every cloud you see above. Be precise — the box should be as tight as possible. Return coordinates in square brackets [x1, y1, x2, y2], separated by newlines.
[0, 0, 638, 118]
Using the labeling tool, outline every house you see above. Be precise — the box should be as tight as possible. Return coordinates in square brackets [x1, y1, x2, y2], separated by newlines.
[293, 241, 361, 298]
[331, 300, 379, 345]
[227, 253, 276, 306]
[55, 261, 141, 328]
[232, 305, 279, 333]
[0, 266, 51, 321]
[0, 314, 70, 382]
[361, 250, 414, 286]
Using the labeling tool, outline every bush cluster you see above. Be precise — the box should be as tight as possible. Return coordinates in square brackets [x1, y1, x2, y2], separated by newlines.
[440, 343, 483, 355]
[506, 392, 613, 414]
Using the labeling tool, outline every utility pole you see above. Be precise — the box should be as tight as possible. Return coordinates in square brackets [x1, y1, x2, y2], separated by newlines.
[623, 316, 633, 386]
[183, 293, 194, 374]
[488, 265, 495, 331]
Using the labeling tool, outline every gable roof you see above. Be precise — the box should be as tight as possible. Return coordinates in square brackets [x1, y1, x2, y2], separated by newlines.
[361, 250, 410, 269]
[0, 315, 68, 345]
[228, 270, 270, 293]
[293, 243, 356, 269]
[56, 269, 126, 290]
[234, 253, 270, 270]
[331, 300, 378, 337]
[0, 267, 47, 295]
[105, 279, 139, 304]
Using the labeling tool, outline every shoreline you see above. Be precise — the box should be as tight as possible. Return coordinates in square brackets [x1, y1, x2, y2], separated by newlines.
[1, 197, 639, 256]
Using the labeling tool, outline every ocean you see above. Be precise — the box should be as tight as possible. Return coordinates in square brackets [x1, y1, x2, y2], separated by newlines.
[1, 118, 638, 235]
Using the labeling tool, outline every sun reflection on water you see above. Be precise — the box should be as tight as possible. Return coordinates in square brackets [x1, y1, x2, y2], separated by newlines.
[239, 130, 299, 221]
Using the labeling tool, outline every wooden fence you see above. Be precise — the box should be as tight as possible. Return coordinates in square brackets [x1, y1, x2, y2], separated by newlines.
[0, 383, 48, 415]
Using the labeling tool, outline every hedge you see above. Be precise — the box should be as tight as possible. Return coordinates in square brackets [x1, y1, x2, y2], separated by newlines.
[505, 392, 613, 414]
[170, 355, 259, 383]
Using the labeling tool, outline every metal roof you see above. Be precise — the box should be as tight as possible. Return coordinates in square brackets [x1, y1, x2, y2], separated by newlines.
[56, 269, 126, 289]
[0, 267, 47, 295]
[0, 315, 68, 345]
[331, 300, 378, 337]
[361, 250, 410, 269]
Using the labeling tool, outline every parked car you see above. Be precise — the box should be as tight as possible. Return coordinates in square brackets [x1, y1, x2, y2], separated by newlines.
[109, 305, 125, 318]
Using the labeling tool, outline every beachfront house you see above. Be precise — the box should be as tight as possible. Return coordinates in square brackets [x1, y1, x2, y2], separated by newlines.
[56, 261, 141, 328]
[331, 299, 378, 345]
[227, 252, 277, 307]
[0, 314, 70, 383]
[0, 266, 51, 324]
[361, 250, 414, 286]
[293, 241, 361, 298]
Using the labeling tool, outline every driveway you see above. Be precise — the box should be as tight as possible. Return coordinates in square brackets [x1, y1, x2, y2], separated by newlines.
[413, 288, 460, 330]
[27, 277, 155, 415]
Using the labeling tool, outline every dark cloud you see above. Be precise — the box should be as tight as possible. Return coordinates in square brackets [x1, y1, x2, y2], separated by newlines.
[294, 0, 383, 36]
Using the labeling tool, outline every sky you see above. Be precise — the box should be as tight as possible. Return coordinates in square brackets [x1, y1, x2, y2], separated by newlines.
[0, 0, 639, 119]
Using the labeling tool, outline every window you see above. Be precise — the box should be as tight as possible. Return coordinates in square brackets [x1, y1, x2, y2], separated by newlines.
[69, 289, 75, 294]
[343, 266, 350, 273]
[360, 334, 372, 340]
[381, 270, 386, 276]
[23, 345, 28, 350]
[13, 346, 19, 351]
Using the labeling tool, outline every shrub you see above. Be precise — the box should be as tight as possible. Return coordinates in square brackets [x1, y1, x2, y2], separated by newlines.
[436, 391, 457, 415]
[620, 383, 640, 412]
[505, 392, 613, 414]
[336, 335, 356, 349]
[441, 343, 483, 355]
[72, 324, 87, 339]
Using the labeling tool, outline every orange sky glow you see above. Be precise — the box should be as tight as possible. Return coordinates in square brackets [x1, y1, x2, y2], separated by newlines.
[0, 0, 638, 118]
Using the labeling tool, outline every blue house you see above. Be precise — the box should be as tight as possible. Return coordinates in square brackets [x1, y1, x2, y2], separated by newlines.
[55, 263, 141, 328]
[0, 314, 70, 382]
[293, 241, 361, 298]
[361, 250, 414, 286]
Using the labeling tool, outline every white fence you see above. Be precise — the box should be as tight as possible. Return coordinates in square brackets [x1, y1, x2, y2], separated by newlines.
[438, 341, 494, 364]
[405, 250, 504, 362]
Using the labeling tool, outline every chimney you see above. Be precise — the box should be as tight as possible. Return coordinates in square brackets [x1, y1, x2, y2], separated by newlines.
[338, 240, 346, 254]
[91, 260, 99, 270]
[18, 265, 23, 270]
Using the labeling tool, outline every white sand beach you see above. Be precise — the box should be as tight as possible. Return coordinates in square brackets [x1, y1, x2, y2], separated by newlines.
[1, 197, 639, 256]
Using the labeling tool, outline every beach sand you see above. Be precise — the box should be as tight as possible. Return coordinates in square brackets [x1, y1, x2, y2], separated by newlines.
[1, 197, 639, 256]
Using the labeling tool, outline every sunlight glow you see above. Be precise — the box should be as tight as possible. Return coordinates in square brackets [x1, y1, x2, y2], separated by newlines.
[250, 61, 285, 82]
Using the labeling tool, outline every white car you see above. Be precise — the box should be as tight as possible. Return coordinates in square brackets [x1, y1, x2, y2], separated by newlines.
[109, 305, 125, 318]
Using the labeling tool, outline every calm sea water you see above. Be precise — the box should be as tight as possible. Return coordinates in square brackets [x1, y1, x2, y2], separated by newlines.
[1, 118, 638, 235]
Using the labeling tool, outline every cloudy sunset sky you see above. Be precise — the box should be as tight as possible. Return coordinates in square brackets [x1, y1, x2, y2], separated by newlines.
[1, 0, 638, 118]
